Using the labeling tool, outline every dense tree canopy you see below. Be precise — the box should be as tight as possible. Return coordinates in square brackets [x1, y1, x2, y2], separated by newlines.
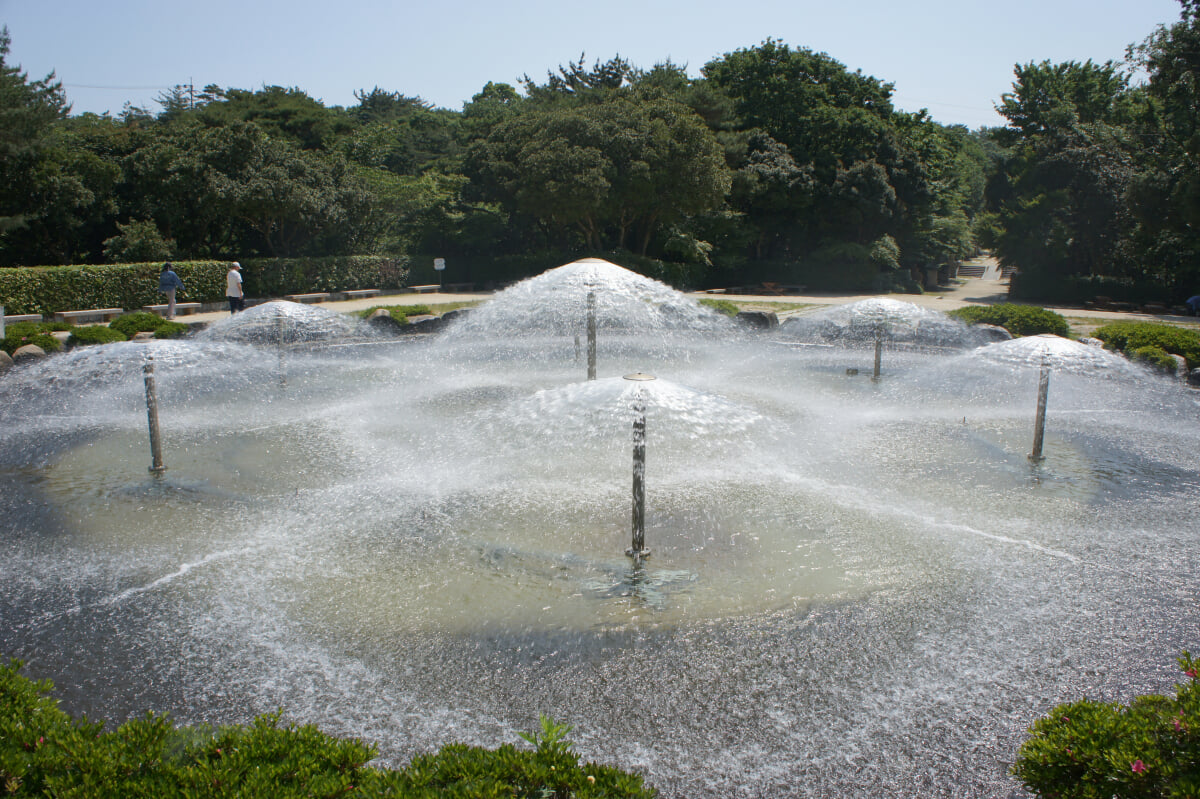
[2, 8, 1198, 300]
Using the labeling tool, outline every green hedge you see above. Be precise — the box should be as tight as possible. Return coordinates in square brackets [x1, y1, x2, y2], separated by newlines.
[1010, 272, 1181, 306]
[0, 660, 657, 798]
[0, 256, 409, 317]
[947, 303, 1071, 337]
[1094, 321, 1200, 370]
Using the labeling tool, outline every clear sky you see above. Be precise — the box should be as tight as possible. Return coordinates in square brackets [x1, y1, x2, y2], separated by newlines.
[0, 0, 1185, 130]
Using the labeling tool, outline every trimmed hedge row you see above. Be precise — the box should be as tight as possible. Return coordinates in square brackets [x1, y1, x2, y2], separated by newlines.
[0, 256, 409, 317]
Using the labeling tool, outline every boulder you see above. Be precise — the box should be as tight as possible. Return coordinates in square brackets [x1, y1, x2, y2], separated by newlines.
[736, 310, 779, 329]
[971, 323, 1012, 342]
[366, 310, 403, 334]
[1189, 368, 1200, 387]
[12, 344, 46, 362]
[1079, 337, 1105, 348]
[133, 331, 156, 342]
[0, 350, 12, 371]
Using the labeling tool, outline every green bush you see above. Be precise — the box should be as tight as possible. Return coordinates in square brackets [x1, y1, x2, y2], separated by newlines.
[947, 303, 1070, 337]
[1094, 321, 1200, 370]
[1, 321, 65, 356]
[0, 660, 657, 798]
[68, 325, 128, 346]
[1131, 345, 1181, 374]
[153, 321, 189, 339]
[1013, 653, 1199, 798]
[109, 312, 169, 337]
[699, 298, 740, 317]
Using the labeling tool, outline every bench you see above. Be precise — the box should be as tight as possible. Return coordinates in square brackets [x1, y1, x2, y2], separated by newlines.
[703, 288, 727, 294]
[340, 289, 380, 300]
[143, 302, 202, 316]
[284, 293, 330, 303]
[406, 285, 440, 294]
[53, 308, 124, 324]
[1, 313, 44, 323]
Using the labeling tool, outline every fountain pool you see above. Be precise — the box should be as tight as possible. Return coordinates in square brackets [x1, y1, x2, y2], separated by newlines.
[1, 259, 1198, 797]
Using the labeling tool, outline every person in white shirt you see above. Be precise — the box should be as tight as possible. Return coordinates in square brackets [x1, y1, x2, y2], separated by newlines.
[226, 262, 244, 313]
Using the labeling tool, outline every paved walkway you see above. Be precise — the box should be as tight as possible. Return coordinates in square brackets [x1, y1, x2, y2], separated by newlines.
[176, 256, 1196, 329]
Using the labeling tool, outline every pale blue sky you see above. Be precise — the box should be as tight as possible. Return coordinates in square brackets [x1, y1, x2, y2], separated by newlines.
[0, 0, 1185, 129]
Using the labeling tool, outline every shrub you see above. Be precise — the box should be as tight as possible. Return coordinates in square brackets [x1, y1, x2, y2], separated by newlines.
[0, 660, 658, 798]
[1093, 321, 1200, 370]
[1, 321, 64, 356]
[699, 298, 740, 317]
[1012, 653, 1199, 798]
[1131, 345, 1181, 374]
[68, 325, 128, 346]
[947, 303, 1070, 337]
[153, 321, 189, 339]
[109, 311, 170, 338]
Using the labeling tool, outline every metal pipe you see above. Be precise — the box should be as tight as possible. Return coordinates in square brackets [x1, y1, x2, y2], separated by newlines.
[1029, 364, 1050, 462]
[143, 356, 166, 474]
[586, 291, 597, 380]
[624, 373, 655, 562]
[872, 325, 883, 381]
[276, 314, 287, 387]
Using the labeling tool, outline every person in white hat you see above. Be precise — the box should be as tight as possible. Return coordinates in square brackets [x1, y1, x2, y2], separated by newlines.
[226, 261, 244, 314]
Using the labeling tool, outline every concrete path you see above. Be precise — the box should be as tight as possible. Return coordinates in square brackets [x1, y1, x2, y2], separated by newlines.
[175, 255, 1196, 329]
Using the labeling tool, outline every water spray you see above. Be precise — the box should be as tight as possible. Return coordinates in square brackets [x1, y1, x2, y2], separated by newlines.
[624, 373, 655, 562]
[586, 291, 597, 380]
[143, 355, 166, 475]
[1028, 362, 1050, 462]
[276, 313, 287, 387]
[872, 324, 884, 381]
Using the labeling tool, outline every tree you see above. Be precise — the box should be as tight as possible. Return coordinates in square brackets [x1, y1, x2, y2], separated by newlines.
[465, 95, 729, 254]
[990, 59, 1139, 281]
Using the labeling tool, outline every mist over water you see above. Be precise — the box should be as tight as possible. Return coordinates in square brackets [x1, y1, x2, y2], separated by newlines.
[2, 260, 1198, 797]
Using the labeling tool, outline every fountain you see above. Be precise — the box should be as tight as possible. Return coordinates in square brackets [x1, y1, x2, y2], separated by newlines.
[1, 259, 1198, 798]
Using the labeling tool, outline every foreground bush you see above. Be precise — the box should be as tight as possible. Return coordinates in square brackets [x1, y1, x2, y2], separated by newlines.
[1094, 321, 1200, 370]
[1013, 653, 1199, 798]
[947, 303, 1070, 337]
[1, 322, 66, 356]
[109, 312, 188, 340]
[0, 660, 657, 798]
[67, 325, 128, 347]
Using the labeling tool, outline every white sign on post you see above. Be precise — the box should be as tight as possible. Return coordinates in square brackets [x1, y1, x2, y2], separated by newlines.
[433, 258, 446, 271]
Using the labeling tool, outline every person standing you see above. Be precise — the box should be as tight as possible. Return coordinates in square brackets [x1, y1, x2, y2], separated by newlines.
[158, 262, 185, 319]
[226, 261, 245, 313]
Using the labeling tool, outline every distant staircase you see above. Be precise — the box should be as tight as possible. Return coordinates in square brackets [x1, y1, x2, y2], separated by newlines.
[957, 263, 987, 278]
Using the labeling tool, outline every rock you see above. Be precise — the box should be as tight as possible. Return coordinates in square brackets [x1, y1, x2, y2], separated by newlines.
[736, 310, 779, 329]
[1079, 337, 1105, 348]
[971, 323, 1012, 342]
[133, 331, 156, 341]
[12, 344, 46, 362]
[1170, 355, 1188, 380]
[367, 310, 403, 333]
[1189, 368, 1200, 387]
[0, 350, 12, 371]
